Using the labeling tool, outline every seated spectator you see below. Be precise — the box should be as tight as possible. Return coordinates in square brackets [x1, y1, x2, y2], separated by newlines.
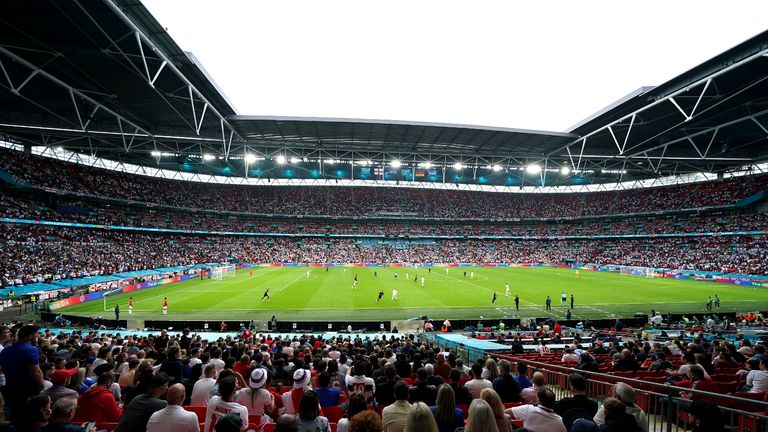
[428, 384, 463, 432]
[17, 394, 51, 432]
[506, 388, 566, 432]
[204, 376, 248, 432]
[576, 353, 599, 373]
[374, 365, 398, 407]
[235, 368, 274, 424]
[562, 347, 580, 366]
[36, 396, 90, 432]
[115, 373, 169, 432]
[337, 392, 367, 432]
[458, 399, 498, 432]
[447, 369, 471, 405]
[403, 402, 438, 432]
[513, 363, 532, 389]
[479, 388, 513, 432]
[349, 410, 384, 432]
[296, 390, 330, 432]
[315, 373, 340, 408]
[613, 349, 639, 372]
[73, 373, 122, 424]
[191, 364, 217, 407]
[345, 361, 376, 405]
[146, 383, 199, 432]
[0, 394, 13, 432]
[274, 413, 299, 432]
[491, 360, 520, 403]
[213, 413, 243, 432]
[745, 358, 768, 393]
[464, 364, 492, 400]
[42, 368, 80, 405]
[597, 397, 642, 432]
[408, 368, 437, 406]
[520, 372, 545, 405]
[382, 381, 411, 432]
[282, 369, 312, 415]
[593, 383, 647, 431]
[554, 373, 598, 417]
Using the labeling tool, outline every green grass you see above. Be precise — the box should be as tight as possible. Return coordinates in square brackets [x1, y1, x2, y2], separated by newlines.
[57, 266, 768, 321]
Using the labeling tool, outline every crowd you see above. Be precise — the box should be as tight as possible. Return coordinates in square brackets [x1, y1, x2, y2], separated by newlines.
[0, 319, 758, 432]
[2, 148, 768, 220]
[2, 220, 767, 286]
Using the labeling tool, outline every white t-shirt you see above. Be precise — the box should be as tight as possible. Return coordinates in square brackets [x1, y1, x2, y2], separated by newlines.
[747, 370, 768, 393]
[147, 405, 200, 432]
[235, 388, 273, 416]
[191, 378, 217, 407]
[209, 358, 226, 375]
[345, 375, 376, 402]
[464, 378, 493, 400]
[510, 405, 567, 432]
[204, 396, 249, 432]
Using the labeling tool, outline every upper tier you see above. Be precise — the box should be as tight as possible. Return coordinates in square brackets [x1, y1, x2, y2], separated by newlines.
[2, 148, 767, 219]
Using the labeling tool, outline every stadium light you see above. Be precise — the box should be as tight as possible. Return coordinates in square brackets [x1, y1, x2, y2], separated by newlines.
[276, 155, 287, 165]
[324, 159, 335, 164]
[390, 159, 402, 168]
[290, 157, 300, 164]
[452, 162, 463, 170]
[525, 164, 542, 174]
[151, 151, 161, 157]
[560, 166, 571, 175]
[245, 154, 258, 164]
[420, 162, 433, 169]
[492, 164, 502, 172]
[203, 154, 216, 161]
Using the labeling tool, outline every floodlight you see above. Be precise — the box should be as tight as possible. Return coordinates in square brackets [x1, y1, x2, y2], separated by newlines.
[525, 164, 542, 174]
[203, 154, 216, 161]
[276, 155, 287, 165]
[560, 166, 571, 175]
[422, 162, 433, 169]
[324, 159, 334, 164]
[492, 164, 502, 172]
[452, 162, 463, 170]
[390, 159, 402, 168]
[151, 151, 161, 157]
[290, 157, 300, 164]
[245, 154, 258, 164]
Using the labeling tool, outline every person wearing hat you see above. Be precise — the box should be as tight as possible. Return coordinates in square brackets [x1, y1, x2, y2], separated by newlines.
[114, 372, 169, 432]
[205, 376, 248, 432]
[235, 368, 275, 423]
[42, 367, 80, 404]
[282, 368, 312, 415]
[146, 383, 200, 432]
[73, 372, 123, 423]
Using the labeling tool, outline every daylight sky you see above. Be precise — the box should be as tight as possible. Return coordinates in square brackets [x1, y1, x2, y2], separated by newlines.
[143, 1, 768, 132]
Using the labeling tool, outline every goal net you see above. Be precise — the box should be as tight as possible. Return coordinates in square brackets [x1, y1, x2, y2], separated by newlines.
[211, 265, 237, 280]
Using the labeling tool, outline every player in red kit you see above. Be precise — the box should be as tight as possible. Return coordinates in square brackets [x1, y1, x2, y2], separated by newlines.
[162, 297, 169, 315]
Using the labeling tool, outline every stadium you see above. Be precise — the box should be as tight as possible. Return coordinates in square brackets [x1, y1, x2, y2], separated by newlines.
[0, 2, 767, 432]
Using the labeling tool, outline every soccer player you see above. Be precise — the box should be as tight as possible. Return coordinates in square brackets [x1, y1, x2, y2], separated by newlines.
[391, 288, 398, 301]
[306, 270, 311, 279]
[376, 289, 384, 303]
[261, 288, 270, 301]
[492, 292, 497, 304]
[421, 276, 425, 287]
[570, 294, 575, 309]
[428, 268, 431, 273]
[352, 279, 358, 290]
[560, 292, 567, 307]
[706, 296, 713, 311]
[463, 271, 467, 278]
[394, 272, 398, 280]
[406, 272, 409, 280]
[545, 296, 552, 310]
[162, 297, 169, 315]
[374, 271, 378, 277]
[470, 271, 475, 280]
[413, 275, 418, 283]
[505, 283, 510, 297]
[715, 294, 720, 309]
[128, 296, 133, 315]
[114, 304, 119, 321]
[249, 269, 253, 278]
[514, 294, 519, 310]
[575, 269, 580, 276]
[445, 268, 449, 274]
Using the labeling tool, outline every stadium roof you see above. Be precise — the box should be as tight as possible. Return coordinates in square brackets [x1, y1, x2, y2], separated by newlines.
[0, 0, 767, 187]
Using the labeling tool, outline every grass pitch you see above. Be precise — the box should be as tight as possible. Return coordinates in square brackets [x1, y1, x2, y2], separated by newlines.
[58, 266, 768, 322]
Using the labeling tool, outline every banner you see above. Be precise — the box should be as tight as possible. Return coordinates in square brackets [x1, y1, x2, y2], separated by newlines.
[50, 275, 195, 310]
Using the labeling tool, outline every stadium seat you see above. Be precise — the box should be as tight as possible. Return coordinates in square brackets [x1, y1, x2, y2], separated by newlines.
[457, 403, 469, 418]
[324, 405, 344, 424]
[264, 424, 276, 432]
[185, 406, 207, 423]
[248, 415, 261, 426]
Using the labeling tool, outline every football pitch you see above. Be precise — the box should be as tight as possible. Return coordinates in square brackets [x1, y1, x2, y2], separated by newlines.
[58, 266, 768, 322]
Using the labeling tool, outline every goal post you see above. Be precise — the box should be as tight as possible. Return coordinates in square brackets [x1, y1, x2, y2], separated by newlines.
[211, 265, 237, 280]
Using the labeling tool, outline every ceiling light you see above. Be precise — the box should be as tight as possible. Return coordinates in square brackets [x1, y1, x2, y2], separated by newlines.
[492, 164, 502, 172]
[390, 160, 402, 168]
[151, 151, 161, 157]
[203, 154, 216, 161]
[452, 162, 464, 170]
[245, 154, 257, 164]
[276, 155, 287, 165]
[290, 157, 300, 164]
[560, 166, 571, 175]
[525, 164, 542, 175]
[324, 159, 334, 164]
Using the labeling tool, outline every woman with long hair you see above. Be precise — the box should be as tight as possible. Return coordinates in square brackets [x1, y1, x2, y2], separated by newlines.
[404, 402, 438, 432]
[462, 399, 499, 432]
[235, 368, 275, 426]
[429, 384, 464, 432]
[483, 358, 499, 382]
[296, 389, 330, 432]
[337, 392, 368, 432]
[479, 388, 513, 432]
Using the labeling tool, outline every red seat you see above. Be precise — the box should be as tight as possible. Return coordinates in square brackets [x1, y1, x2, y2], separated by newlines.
[715, 381, 738, 394]
[185, 406, 207, 423]
[280, 386, 292, 394]
[457, 404, 469, 419]
[248, 415, 261, 426]
[712, 374, 739, 383]
[402, 378, 413, 385]
[264, 424, 276, 432]
[503, 402, 522, 409]
[324, 406, 344, 424]
[330, 422, 338, 432]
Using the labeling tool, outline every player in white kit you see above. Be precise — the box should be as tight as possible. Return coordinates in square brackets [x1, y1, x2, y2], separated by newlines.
[391, 288, 398, 301]
[505, 283, 510, 296]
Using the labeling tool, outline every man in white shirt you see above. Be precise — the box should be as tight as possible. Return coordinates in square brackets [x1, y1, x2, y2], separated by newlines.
[746, 358, 768, 393]
[147, 383, 200, 432]
[381, 382, 411, 432]
[507, 388, 566, 432]
[464, 363, 492, 400]
[345, 360, 377, 404]
[188, 348, 202, 368]
[191, 364, 217, 407]
[205, 376, 248, 432]
[209, 348, 225, 375]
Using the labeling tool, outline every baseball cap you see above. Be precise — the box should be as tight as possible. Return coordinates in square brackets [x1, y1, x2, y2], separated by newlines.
[50, 368, 78, 385]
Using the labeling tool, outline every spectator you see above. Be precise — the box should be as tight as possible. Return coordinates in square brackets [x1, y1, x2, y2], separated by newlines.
[0, 325, 44, 420]
[191, 364, 217, 407]
[204, 376, 248, 432]
[158, 347, 183, 385]
[479, 388, 513, 432]
[72, 372, 122, 424]
[432, 355, 451, 381]
[464, 364, 492, 400]
[345, 361, 376, 405]
[36, 396, 93, 432]
[337, 392, 367, 432]
[458, 399, 498, 432]
[745, 358, 768, 393]
[597, 397, 642, 432]
[593, 383, 647, 431]
[16, 394, 51, 432]
[315, 373, 340, 408]
[555, 373, 598, 417]
[506, 388, 566, 432]
[513, 363, 531, 390]
[274, 414, 299, 432]
[282, 369, 312, 415]
[146, 383, 199, 432]
[491, 360, 520, 403]
[296, 390, 330, 432]
[613, 349, 639, 372]
[374, 365, 398, 407]
[42, 368, 80, 405]
[349, 410, 384, 432]
[428, 384, 463, 432]
[403, 402, 437, 432]
[520, 372, 545, 405]
[115, 372, 169, 432]
[408, 368, 436, 406]
[213, 413, 243, 432]
[447, 369, 471, 405]
[382, 381, 411, 432]
[235, 368, 274, 423]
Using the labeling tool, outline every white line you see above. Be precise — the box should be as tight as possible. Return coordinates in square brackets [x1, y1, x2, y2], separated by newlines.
[271, 270, 312, 292]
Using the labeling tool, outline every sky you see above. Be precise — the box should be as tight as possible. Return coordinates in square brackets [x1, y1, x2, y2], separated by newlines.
[143, 1, 768, 132]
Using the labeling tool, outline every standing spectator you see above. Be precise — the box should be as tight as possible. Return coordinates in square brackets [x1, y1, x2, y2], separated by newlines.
[382, 381, 412, 432]
[429, 385, 463, 432]
[491, 360, 520, 403]
[115, 373, 169, 432]
[464, 364, 492, 400]
[72, 372, 122, 424]
[0, 325, 44, 420]
[296, 390, 330, 432]
[204, 376, 248, 432]
[159, 347, 183, 384]
[146, 383, 200, 432]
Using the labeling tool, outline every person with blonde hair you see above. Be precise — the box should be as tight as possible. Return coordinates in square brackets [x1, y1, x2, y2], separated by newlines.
[460, 399, 499, 432]
[429, 384, 463, 432]
[404, 402, 438, 432]
[482, 358, 499, 382]
[479, 388, 513, 432]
